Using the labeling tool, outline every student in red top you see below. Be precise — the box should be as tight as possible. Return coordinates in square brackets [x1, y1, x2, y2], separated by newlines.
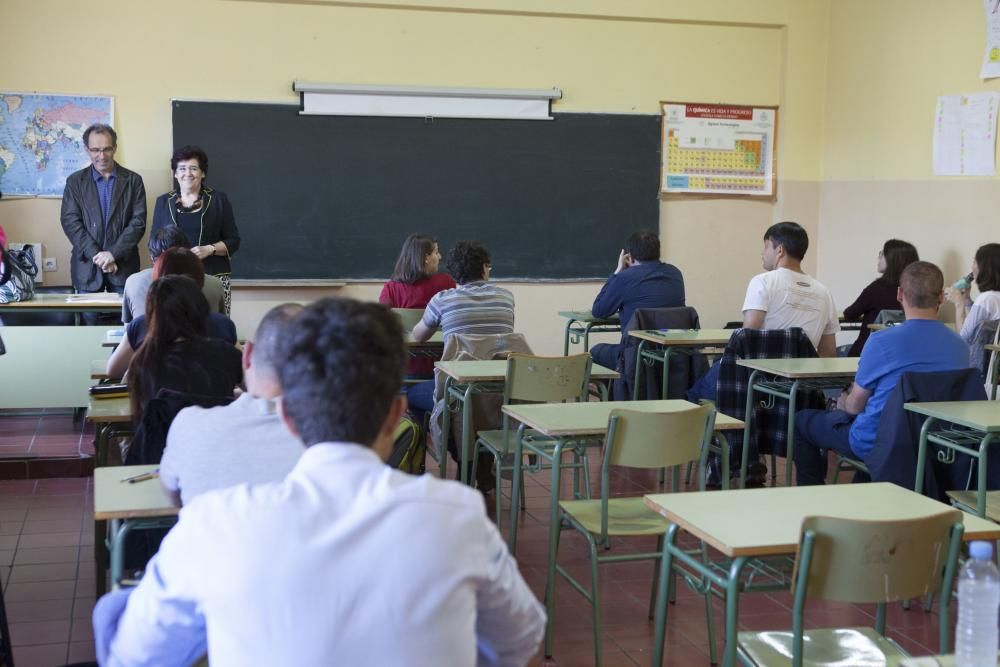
[379, 234, 456, 308]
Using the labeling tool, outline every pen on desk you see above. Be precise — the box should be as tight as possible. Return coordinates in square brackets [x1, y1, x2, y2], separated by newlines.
[121, 470, 159, 484]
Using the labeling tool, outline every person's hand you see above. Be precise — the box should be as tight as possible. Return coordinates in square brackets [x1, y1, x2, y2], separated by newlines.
[103, 261, 117, 274]
[615, 249, 631, 274]
[93, 251, 115, 270]
[192, 245, 214, 260]
[944, 286, 969, 306]
[835, 388, 849, 411]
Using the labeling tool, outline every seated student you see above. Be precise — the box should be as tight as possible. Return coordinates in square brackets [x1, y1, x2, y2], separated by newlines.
[842, 239, 919, 356]
[379, 233, 456, 308]
[107, 247, 236, 378]
[792, 261, 969, 485]
[688, 221, 839, 403]
[125, 275, 242, 426]
[159, 303, 305, 506]
[409, 240, 515, 423]
[122, 226, 225, 323]
[588, 229, 685, 371]
[94, 298, 546, 666]
[946, 242, 1000, 369]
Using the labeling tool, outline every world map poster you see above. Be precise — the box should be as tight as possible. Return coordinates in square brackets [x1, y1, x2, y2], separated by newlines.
[660, 102, 777, 198]
[0, 92, 114, 197]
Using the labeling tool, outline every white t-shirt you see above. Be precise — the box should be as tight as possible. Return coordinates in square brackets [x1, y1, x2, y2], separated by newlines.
[742, 267, 840, 349]
[959, 290, 1000, 343]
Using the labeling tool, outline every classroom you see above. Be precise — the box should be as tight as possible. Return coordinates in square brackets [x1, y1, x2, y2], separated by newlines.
[1, 0, 1000, 665]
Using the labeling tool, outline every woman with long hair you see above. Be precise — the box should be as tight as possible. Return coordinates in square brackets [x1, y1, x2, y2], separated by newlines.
[842, 239, 919, 356]
[946, 242, 1000, 366]
[379, 234, 456, 309]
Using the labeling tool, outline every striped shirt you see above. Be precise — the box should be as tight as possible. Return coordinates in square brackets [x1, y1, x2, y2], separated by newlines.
[422, 281, 515, 339]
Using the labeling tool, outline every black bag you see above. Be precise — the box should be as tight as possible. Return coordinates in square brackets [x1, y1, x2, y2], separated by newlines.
[0, 245, 38, 303]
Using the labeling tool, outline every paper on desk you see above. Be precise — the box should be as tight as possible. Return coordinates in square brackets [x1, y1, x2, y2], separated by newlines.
[65, 293, 123, 303]
[933, 92, 1000, 176]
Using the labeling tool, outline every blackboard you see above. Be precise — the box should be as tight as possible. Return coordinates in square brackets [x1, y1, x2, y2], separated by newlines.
[172, 101, 660, 280]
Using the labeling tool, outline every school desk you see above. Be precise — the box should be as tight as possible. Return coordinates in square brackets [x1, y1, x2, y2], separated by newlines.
[558, 310, 620, 355]
[0, 293, 122, 325]
[629, 329, 734, 400]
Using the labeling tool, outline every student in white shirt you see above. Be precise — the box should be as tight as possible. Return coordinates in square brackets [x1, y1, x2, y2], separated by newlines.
[94, 298, 546, 667]
[688, 221, 839, 403]
[945, 242, 1000, 370]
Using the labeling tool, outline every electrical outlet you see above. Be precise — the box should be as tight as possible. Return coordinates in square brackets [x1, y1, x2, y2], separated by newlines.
[43, 257, 57, 272]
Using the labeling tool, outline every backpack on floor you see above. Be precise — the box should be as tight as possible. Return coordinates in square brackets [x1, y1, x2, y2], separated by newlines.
[388, 415, 425, 475]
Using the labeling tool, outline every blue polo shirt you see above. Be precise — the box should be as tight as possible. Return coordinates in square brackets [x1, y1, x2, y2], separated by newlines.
[849, 319, 969, 458]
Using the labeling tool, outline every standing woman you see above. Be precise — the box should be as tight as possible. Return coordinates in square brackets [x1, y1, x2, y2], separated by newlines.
[379, 234, 456, 308]
[152, 145, 240, 314]
[842, 239, 919, 356]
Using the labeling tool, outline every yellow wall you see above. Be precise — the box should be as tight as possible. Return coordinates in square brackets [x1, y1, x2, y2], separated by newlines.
[817, 0, 1000, 322]
[1, 0, 829, 350]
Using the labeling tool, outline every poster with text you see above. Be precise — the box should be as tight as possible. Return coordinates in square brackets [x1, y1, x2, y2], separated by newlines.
[660, 102, 777, 198]
[982, 0, 1000, 79]
[933, 92, 999, 176]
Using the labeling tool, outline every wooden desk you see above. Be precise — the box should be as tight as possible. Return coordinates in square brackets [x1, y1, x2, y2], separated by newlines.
[102, 329, 124, 348]
[628, 329, 733, 400]
[644, 483, 1000, 667]
[736, 357, 859, 487]
[434, 360, 618, 484]
[558, 310, 620, 355]
[905, 400, 1000, 518]
[94, 465, 178, 590]
[0, 326, 118, 409]
[503, 400, 743, 553]
[405, 331, 444, 358]
[86, 396, 132, 468]
[0, 293, 122, 325]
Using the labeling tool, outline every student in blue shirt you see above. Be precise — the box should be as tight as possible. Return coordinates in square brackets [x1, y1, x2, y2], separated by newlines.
[792, 261, 970, 485]
[589, 229, 685, 370]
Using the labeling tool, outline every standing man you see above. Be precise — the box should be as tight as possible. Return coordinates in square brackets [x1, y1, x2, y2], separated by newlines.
[60, 124, 147, 295]
[589, 229, 685, 371]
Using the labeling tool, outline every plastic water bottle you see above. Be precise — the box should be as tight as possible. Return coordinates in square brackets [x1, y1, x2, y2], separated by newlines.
[953, 273, 973, 291]
[955, 541, 1000, 667]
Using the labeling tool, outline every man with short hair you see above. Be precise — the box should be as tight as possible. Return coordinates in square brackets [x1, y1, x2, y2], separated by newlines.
[792, 261, 970, 485]
[60, 124, 146, 295]
[589, 229, 685, 371]
[121, 227, 226, 323]
[96, 298, 546, 666]
[688, 221, 839, 402]
[158, 303, 305, 506]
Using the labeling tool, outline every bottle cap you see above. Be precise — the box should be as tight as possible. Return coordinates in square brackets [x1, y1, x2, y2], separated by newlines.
[969, 540, 994, 560]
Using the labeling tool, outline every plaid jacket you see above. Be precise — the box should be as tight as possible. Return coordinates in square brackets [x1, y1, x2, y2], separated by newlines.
[716, 328, 823, 457]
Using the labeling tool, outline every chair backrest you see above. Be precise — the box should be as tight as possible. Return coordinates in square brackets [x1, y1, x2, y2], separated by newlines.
[792, 511, 963, 605]
[971, 317, 1000, 376]
[392, 308, 425, 332]
[604, 405, 714, 470]
[874, 309, 904, 326]
[504, 353, 591, 404]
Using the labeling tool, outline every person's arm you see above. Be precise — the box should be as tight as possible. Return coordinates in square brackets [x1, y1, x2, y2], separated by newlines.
[841, 281, 875, 322]
[59, 178, 102, 262]
[836, 381, 872, 415]
[107, 173, 148, 264]
[474, 519, 546, 666]
[740, 274, 769, 330]
[411, 320, 433, 342]
[412, 297, 442, 342]
[816, 333, 837, 358]
[106, 336, 135, 379]
[742, 310, 766, 329]
[159, 421, 184, 507]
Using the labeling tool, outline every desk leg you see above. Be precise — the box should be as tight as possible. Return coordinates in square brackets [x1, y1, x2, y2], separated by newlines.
[439, 377, 454, 480]
[109, 519, 128, 591]
[914, 418, 936, 497]
[632, 340, 646, 401]
[740, 371, 759, 489]
[977, 434, 995, 518]
[563, 319, 574, 356]
[94, 519, 107, 596]
[459, 384, 475, 486]
[582, 322, 593, 354]
[651, 523, 679, 666]
[783, 379, 800, 487]
[543, 441, 565, 659]
[722, 557, 748, 667]
[508, 424, 527, 554]
[661, 347, 672, 400]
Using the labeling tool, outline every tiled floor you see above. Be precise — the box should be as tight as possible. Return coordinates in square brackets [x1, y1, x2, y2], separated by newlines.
[0, 414, 952, 667]
[0, 412, 94, 459]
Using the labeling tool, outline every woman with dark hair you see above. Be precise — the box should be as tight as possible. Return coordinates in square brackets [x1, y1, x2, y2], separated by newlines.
[151, 145, 241, 314]
[127, 275, 242, 424]
[843, 239, 919, 356]
[107, 248, 238, 378]
[946, 242, 1000, 350]
[379, 234, 456, 308]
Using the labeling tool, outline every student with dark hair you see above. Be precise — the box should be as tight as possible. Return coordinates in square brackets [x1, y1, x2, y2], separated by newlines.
[379, 233, 456, 308]
[589, 229, 685, 370]
[151, 144, 241, 314]
[688, 221, 839, 403]
[107, 248, 237, 378]
[842, 239, 919, 356]
[793, 261, 969, 485]
[160, 303, 305, 506]
[96, 298, 545, 666]
[121, 226, 226, 323]
[125, 275, 242, 425]
[947, 243, 1000, 360]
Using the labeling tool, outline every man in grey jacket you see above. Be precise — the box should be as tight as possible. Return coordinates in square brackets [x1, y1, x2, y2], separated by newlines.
[60, 123, 146, 294]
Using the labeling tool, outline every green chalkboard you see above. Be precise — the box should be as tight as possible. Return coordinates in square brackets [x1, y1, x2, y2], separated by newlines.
[172, 101, 660, 280]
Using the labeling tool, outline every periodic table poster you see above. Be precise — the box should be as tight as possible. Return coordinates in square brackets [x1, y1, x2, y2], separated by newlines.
[660, 102, 778, 198]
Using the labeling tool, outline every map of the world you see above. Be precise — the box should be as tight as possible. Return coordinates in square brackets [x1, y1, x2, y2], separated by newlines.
[0, 93, 113, 196]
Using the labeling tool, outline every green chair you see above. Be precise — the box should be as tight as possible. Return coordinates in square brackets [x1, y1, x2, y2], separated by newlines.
[736, 511, 964, 667]
[472, 353, 592, 529]
[546, 404, 717, 666]
[826, 453, 869, 484]
[392, 308, 425, 332]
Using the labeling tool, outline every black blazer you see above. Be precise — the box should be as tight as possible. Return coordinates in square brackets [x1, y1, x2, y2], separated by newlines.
[59, 164, 147, 291]
[151, 188, 241, 276]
